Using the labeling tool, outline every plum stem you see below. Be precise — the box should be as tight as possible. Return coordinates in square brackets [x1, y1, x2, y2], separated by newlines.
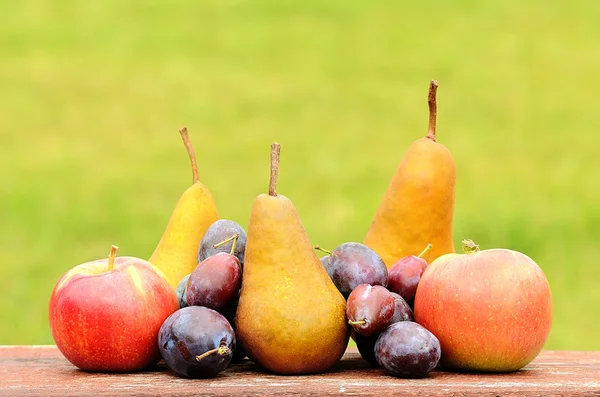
[269, 142, 280, 196]
[179, 127, 200, 184]
[107, 245, 118, 272]
[230, 234, 239, 256]
[426, 80, 439, 141]
[348, 319, 367, 325]
[212, 234, 240, 257]
[314, 245, 332, 255]
[417, 244, 433, 259]
[196, 345, 231, 361]
[462, 239, 481, 253]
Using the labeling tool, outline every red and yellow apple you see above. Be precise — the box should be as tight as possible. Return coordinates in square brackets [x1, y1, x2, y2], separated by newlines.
[414, 240, 552, 372]
[49, 246, 179, 372]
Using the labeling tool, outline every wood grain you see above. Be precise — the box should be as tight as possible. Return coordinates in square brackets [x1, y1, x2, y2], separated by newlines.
[1, 346, 600, 396]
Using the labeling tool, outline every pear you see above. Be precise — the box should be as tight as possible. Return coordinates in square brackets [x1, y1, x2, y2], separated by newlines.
[236, 143, 350, 375]
[149, 127, 219, 289]
[364, 80, 455, 266]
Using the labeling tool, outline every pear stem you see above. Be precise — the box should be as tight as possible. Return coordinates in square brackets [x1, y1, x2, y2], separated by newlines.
[426, 80, 439, 141]
[348, 319, 367, 326]
[314, 245, 332, 255]
[268, 142, 280, 197]
[196, 345, 231, 361]
[179, 127, 200, 184]
[462, 239, 481, 253]
[417, 244, 433, 259]
[107, 245, 118, 272]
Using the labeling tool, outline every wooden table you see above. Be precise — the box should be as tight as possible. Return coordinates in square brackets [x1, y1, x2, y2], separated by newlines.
[1, 346, 599, 396]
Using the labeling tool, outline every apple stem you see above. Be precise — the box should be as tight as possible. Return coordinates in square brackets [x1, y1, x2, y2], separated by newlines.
[179, 127, 200, 184]
[417, 244, 433, 259]
[196, 345, 231, 362]
[268, 142, 280, 197]
[426, 80, 439, 141]
[461, 239, 481, 253]
[314, 245, 332, 255]
[107, 245, 118, 272]
[348, 319, 367, 326]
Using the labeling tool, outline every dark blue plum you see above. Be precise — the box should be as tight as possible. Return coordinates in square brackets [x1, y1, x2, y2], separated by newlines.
[197, 220, 247, 265]
[354, 293, 413, 366]
[158, 306, 236, 378]
[176, 274, 190, 309]
[354, 331, 379, 366]
[390, 292, 414, 323]
[328, 242, 388, 297]
[375, 322, 441, 378]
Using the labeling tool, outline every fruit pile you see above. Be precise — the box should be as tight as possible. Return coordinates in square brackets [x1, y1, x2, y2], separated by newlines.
[48, 80, 553, 380]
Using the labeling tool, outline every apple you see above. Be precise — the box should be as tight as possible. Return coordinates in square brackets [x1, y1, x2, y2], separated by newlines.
[414, 240, 552, 372]
[49, 245, 179, 372]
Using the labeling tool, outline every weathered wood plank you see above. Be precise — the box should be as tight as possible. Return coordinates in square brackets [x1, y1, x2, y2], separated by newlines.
[1, 346, 599, 396]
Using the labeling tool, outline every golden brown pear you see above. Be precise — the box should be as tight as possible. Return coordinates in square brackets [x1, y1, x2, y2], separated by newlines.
[236, 143, 350, 375]
[364, 81, 455, 266]
[149, 128, 219, 289]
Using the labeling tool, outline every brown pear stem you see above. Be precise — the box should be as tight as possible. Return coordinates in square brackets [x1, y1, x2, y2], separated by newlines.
[417, 244, 433, 259]
[179, 127, 200, 184]
[268, 142, 280, 196]
[348, 320, 367, 326]
[426, 80, 439, 141]
[107, 245, 118, 272]
[314, 245, 332, 255]
[462, 239, 481, 253]
[195, 345, 231, 361]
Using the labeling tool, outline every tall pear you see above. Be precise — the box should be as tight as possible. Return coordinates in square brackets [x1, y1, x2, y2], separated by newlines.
[364, 80, 456, 266]
[149, 127, 219, 289]
[236, 143, 350, 375]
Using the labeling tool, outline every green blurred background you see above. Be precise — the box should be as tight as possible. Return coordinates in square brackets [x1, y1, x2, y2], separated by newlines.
[1, 0, 598, 349]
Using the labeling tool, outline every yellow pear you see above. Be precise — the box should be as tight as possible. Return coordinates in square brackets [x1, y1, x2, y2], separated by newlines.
[364, 80, 456, 266]
[236, 143, 350, 374]
[148, 127, 219, 289]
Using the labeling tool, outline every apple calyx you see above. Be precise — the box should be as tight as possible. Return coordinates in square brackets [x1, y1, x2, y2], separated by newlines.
[195, 344, 231, 362]
[107, 245, 119, 272]
[461, 239, 481, 254]
[269, 142, 280, 197]
[426, 80, 439, 142]
[212, 233, 240, 256]
[417, 243, 433, 259]
[314, 245, 332, 255]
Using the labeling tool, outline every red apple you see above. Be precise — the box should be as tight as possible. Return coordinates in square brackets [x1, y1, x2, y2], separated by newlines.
[49, 246, 179, 372]
[414, 240, 552, 372]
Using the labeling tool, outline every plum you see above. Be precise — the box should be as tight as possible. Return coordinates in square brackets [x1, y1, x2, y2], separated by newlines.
[186, 253, 242, 311]
[176, 274, 190, 309]
[197, 220, 247, 265]
[327, 242, 388, 297]
[158, 306, 236, 378]
[346, 284, 395, 336]
[374, 321, 441, 378]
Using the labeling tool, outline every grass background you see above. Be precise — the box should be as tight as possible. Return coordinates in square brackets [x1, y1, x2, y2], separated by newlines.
[1, 0, 598, 349]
